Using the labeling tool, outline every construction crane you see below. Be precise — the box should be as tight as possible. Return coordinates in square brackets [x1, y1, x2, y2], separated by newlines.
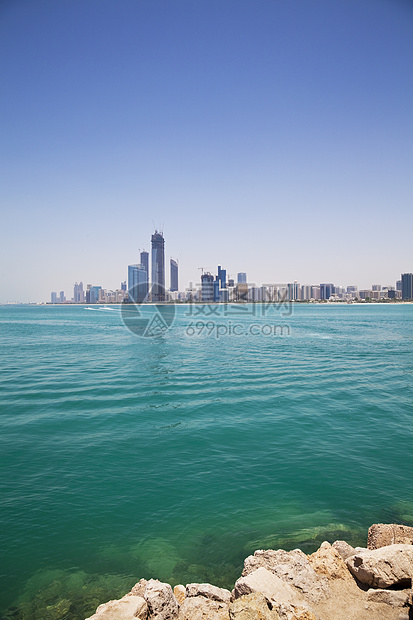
[198, 267, 205, 275]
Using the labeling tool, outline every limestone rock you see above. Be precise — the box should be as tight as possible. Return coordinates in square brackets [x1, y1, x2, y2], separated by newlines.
[366, 588, 412, 607]
[234, 567, 315, 620]
[242, 548, 329, 603]
[346, 544, 413, 588]
[173, 585, 186, 605]
[308, 541, 351, 580]
[85, 595, 147, 620]
[229, 592, 279, 619]
[285, 611, 316, 620]
[331, 540, 357, 561]
[367, 524, 413, 550]
[144, 579, 179, 619]
[186, 582, 231, 604]
[130, 579, 148, 597]
[178, 595, 230, 620]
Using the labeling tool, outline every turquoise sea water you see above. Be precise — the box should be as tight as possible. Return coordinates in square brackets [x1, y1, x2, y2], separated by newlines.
[1, 303, 412, 619]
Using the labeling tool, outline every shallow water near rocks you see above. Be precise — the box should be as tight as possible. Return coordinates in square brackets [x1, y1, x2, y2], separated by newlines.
[1, 304, 412, 619]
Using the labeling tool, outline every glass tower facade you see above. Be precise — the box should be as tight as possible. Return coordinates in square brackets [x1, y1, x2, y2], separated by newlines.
[128, 264, 148, 302]
[401, 273, 413, 300]
[151, 231, 165, 302]
[170, 258, 178, 292]
[140, 251, 149, 297]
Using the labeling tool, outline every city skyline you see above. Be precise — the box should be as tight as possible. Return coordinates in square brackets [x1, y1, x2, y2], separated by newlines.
[1, 0, 412, 303]
[46, 229, 412, 303]
[49, 261, 412, 304]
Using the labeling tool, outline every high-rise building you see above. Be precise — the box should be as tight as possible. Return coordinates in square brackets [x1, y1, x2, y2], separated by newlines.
[396, 280, 402, 291]
[311, 285, 321, 300]
[140, 251, 149, 297]
[74, 281, 84, 303]
[51, 292, 57, 304]
[151, 231, 165, 302]
[401, 273, 413, 300]
[287, 282, 300, 301]
[90, 286, 101, 304]
[140, 250, 149, 275]
[320, 283, 334, 300]
[59, 291, 65, 303]
[236, 282, 248, 301]
[128, 264, 148, 302]
[237, 272, 247, 284]
[170, 258, 178, 292]
[217, 265, 227, 289]
[201, 273, 214, 302]
[213, 279, 220, 302]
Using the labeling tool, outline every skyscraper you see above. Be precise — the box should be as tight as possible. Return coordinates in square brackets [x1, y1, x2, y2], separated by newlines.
[140, 251, 149, 297]
[401, 273, 413, 300]
[128, 264, 148, 302]
[151, 231, 165, 302]
[140, 250, 149, 275]
[217, 265, 227, 289]
[237, 272, 247, 284]
[74, 281, 84, 303]
[170, 258, 178, 292]
[320, 283, 334, 300]
[89, 286, 101, 304]
[201, 273, 214, 302]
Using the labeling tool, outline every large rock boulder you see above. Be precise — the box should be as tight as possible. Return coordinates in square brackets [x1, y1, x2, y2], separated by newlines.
[144, 579, 179, 619]
[85, 594, 147, 619]
[367, 524, 413, 550]
[366, 588, 412, 607]
[242, 548, 329, 604]
[229, 592, 279, 619]
[186, 582, 231, 604]
[234, 567, 316, 620]
[173, 585, 186, 605]
[331, 540, 357, 561]
[308, 541, 352, 580]
[130, 579, 149, 597]
[178, 595, 230, 620]
[346, 544, 413, 588]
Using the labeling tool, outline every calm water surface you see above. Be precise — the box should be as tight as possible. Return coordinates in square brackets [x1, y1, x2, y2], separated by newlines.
[1, 303, 412, 619]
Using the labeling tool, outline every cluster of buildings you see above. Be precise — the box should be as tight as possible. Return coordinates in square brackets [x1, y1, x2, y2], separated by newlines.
[51, 282, 127, 305]
[50, 230, 413, 303]
[50, 230, 179, 305]
[196, 272, 413, 303]
[127, 230, 178, 303]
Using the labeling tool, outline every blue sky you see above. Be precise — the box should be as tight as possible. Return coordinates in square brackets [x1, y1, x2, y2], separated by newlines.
[1, 0, 412, 302]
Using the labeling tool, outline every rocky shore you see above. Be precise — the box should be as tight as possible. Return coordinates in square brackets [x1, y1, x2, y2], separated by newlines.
[85, 524, 413, 620]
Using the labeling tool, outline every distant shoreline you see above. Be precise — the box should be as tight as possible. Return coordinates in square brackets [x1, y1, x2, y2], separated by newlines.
[2, 300, 413, 307]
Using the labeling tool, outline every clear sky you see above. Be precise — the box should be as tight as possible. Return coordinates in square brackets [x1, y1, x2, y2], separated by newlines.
[1, 0, 412, 302]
